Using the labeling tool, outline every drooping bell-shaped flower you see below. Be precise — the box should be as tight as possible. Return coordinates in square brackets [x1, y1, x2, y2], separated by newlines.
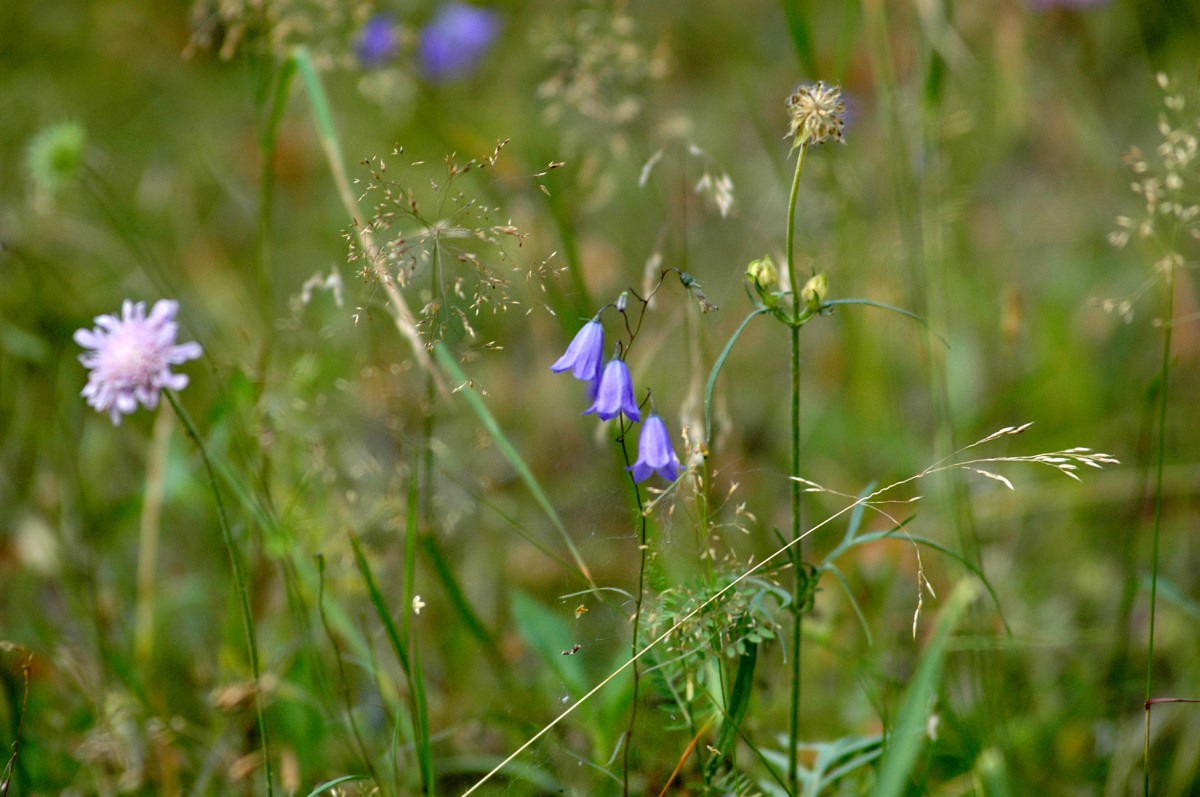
[584, 358, 640, 422]
[628, 414, 681, 483]
[75, 299, 203, 425]
[550, 320, 605, 382]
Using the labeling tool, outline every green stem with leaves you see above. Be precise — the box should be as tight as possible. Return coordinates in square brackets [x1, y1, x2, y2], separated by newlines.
[785, 142, 808, 795]
[165, 391, 273, 797]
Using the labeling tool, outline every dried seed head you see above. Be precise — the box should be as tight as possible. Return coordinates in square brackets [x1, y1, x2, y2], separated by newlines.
[785, 81, 845, 147]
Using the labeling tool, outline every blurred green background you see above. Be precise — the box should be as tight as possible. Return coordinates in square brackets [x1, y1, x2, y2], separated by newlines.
[3, 0, 1200, 794]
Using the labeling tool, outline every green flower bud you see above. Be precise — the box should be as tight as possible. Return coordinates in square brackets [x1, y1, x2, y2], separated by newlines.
[801, 272, 827, 312]
[746, 255, 780, 308]
[746, 255, 778, 290]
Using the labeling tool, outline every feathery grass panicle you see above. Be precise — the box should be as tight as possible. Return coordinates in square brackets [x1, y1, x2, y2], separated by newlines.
[1099, 74, 1200, 323]
[349, 142, 541, 345]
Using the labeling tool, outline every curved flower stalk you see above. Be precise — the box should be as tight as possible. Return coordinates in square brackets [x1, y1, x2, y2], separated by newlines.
[75, 299, 203, 425]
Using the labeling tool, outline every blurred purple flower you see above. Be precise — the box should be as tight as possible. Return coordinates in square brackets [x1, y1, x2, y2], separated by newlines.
[585, 358, 640, 422]
[75, 300, 203, 425]
[628, 414, 681, 483]
[551, 319, 605, 382]
[357, 13, 400, 68]
[418, 2, 500, 82]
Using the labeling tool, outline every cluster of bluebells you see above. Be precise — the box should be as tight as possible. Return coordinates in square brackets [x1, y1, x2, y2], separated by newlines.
[551, 316, 681, 483]
[75, 300, 203, 425]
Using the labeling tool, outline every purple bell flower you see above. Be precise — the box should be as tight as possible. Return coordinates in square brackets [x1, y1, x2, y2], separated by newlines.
[584, 358, 640, 422]
[550, 320, 605, 383]
[418, 2, 500, 82]
[628, 414, 682, 483]
[357, 14, 400, 68]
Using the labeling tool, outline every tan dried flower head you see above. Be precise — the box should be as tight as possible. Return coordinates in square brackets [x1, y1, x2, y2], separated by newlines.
[786, 81, 845, 147]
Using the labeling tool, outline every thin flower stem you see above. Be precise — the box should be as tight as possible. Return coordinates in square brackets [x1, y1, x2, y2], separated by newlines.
[413, 413, 436, 797]
[134, 407, 173, 670]
[620, 419, 649, 797]
[1144, 267, 1174, 797]
[785, 141, 808, 796]
[165, 391, 274, 797]
[786, 144, 809, 305]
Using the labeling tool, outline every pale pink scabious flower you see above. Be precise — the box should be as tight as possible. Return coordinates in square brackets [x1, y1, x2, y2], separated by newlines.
[75, 299, 203, 425]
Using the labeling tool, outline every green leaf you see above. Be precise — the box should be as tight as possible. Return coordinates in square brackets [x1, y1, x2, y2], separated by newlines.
[821, 298, 949, 348]
[509, 590, 588, 697]
[873, 579, 979, 797]
[708, 617, 758, 776]
[434, 343, 595, 589]
[823, 563, 873, 646]
[303, 775, 369, 797]
[705, 307, 772, 444]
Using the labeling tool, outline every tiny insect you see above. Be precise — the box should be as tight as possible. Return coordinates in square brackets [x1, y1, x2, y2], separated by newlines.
[574, 605, 588, 618]
[561, 644, 581, 656]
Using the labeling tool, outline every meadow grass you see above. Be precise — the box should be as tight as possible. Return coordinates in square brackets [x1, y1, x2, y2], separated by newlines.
[3, 2, 1200, 796]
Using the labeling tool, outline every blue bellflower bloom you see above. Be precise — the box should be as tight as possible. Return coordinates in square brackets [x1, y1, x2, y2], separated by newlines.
[628, 414, 682, 483]
[418, 2, 500, 82]
[550, 320, 604, 382]
[357, 14, 400, 68]
[585, 359, 640, 422]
